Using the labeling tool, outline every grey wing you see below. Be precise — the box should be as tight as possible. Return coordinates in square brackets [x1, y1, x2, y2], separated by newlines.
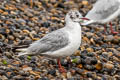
[86, 0, 120, 20]
[27, 29, 70, 55]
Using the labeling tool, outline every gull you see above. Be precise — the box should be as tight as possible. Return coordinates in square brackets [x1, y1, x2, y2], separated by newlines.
[17, 10, 83, 72]
[82, 0, 120, 34]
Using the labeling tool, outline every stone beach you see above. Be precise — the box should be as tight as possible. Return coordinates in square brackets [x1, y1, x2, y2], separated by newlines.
[0, 0, 120, 79]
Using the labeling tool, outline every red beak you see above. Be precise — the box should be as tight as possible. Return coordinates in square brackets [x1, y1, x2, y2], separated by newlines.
[80, 17, 90, 20]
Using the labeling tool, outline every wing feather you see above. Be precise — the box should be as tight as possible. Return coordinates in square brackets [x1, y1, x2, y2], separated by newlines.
[86, 0, 120, 20]
[26, 29, 70, 55]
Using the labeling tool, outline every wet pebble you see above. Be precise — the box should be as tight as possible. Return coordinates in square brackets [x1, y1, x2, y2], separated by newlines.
[48, 69, 56, 76]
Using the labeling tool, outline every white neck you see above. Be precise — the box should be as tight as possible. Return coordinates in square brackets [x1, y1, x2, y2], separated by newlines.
[64, 15, 81, 33]
[65, 21, 80, 30]
[64, 19, 81, 50]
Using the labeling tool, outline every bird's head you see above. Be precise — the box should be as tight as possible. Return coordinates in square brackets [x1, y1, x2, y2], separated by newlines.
[65, 9, 83, 24]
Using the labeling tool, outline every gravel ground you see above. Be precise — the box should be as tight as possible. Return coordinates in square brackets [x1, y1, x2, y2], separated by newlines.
[0, 0, 120, 80]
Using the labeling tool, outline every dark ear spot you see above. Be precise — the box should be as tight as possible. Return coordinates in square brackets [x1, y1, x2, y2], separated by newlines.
[75, 12, 79, 17]
[76, 14, 79, 17]
[70, 15, 73, 19]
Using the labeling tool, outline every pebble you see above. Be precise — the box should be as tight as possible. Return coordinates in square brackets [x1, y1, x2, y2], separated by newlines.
[112, 49, 120, 58]
[4, 52, 13, 58]
[82, 1, 89, 6]
[67, 72, 72, 78]
[104, 35, 114, 42]
[86, 48, 94, 52]
[104, 63, 114, 69]
[70, 69, 76, 75]
[22, 66, 32, 71]
[87, 52, 95, 57]
[85, 32, 94, 38]
[8, 35, 15, 40]
[0, 75, 8, 80]
[85, 57, 92, 64]
[90, 58, 97, 65]
[48, 69, 56, 76]
[0, 34, 5, 41]
[84, 65, 95, 71]
[95, 62, 103, 70]
[13, 33, 20, 38]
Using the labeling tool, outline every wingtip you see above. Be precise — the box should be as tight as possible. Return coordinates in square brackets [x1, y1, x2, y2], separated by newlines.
[16, 48, 27, 52]
[18, 52, 28, 57]
[81, 20, 95, 26]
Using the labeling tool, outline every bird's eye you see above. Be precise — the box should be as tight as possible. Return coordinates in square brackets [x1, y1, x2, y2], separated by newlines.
[76, 14, 79, 17]
[70, 15, 74, 19]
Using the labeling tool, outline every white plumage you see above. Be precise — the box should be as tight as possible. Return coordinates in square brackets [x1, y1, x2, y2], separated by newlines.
[17, 10, 83, 72]
[82, 0, 120, 34]
[18, 10, 83, 58]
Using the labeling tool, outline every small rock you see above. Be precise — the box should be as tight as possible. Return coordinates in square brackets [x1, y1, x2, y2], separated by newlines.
[77, 64, 83, 69]
[104, 63, 114, 69]
[112, 49, 120, 58]
[86, 48, 94, 52]
[70, 69, 76, 75]
[84, 65, 95, 70]
[90, 58, 97, 65]
[0, 75, 8, 80]
[67, 72, 72, 78]
[57, 3, 65, 8]
[82, 0, 89, 6]
[48, 69, 56, 76]
[85, 57, 92, 64]
[22, 65, 32, 71]
[95, 62, 103, 70]
[8, 35, 14, 40]
[104, 35, 114, 42]
[87, 52, 95, 57]
[85, 32, 94, 38]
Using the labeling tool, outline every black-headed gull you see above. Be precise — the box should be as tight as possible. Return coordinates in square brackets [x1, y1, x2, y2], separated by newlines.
[17, 10, 83, 72]
[82, 0, 120, 34]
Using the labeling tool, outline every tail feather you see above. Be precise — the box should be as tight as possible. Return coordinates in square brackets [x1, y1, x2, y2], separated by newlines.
[16, 48, 29, 57]
[18, 52, 29, 57]
[16, 48, 27, 52]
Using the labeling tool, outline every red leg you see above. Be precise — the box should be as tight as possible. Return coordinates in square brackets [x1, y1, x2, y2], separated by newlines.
[109, 22, 118, 34]
[57, 58, 66, 73]
[104, 24, 107, 33]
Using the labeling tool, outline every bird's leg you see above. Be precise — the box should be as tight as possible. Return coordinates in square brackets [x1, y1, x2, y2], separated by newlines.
[30, 0, 33, 8]
[109, 22, 118, 34]
[104, 24, 107, 33]
[57, 58, 66, 73]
